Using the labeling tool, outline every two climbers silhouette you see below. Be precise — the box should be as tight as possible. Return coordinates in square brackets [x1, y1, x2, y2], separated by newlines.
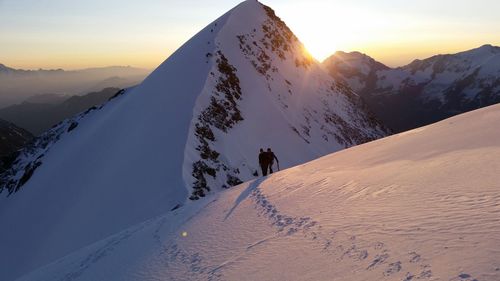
[258, 148, 279, 176]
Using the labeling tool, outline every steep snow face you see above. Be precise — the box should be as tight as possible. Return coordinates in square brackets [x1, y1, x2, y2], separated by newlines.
[0, 1, 386, 280]
[183, 1, 386, 199]
[323, 45, 500, 132]
[17, 103, 500, 281]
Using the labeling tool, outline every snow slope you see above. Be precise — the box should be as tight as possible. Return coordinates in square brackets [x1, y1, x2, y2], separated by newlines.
[323, 45, 500, 132]
[0, 1, 386, 280]
[17, 102, 500, 281]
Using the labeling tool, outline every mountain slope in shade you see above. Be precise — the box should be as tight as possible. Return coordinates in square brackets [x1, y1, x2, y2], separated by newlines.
[0, 1, 386, 280]
[323, 45, 500, 132]
[16, 103, 500, 281]
[0, 118, 33, 157]
[24, 93, 69, 104]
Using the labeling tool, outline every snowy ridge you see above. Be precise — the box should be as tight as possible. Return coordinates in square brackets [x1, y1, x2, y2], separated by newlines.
[16, 103, 500, 281]
[323, 45, 500, 132]
[0, 1, 386, 280]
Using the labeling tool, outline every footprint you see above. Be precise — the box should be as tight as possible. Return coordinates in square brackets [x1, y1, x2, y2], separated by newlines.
[367, 253, 389, 270]
[449, 273, 478, 281]
[322, 239, 332, 250]
[403, 272, 415, 281]
[383, 261, 402, 276]
[419, 268, 433, 279]
[409, 252, 421, 263]
[342, 246, 369, 261]
[287, 227, 298, 236]
[373, 242, 385, 250]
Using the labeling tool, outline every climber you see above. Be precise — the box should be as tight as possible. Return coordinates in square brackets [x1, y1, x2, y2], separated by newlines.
[266, 148, 279, 174]
[258, 148, 269, 176]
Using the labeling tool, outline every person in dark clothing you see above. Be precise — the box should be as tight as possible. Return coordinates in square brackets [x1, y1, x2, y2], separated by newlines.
[266, 148, 279, 174]
[258, 148, 269, 176]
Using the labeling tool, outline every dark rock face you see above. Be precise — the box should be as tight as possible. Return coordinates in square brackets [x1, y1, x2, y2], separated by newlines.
[0, 119, 33, 174]
[67, 122, 79, 132]
[0, 119, 33, 156]
[190, 52, 244, 200]
[323, 46, 500, 133]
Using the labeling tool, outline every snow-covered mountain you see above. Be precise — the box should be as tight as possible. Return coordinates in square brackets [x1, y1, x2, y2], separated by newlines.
[15, 102, 500, 281]
[323, 51, 390, 92]
[0, 1, 386, 280]
[323, 45, 500, 132]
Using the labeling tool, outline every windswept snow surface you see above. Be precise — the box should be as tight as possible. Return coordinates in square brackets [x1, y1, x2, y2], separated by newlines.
[0, 1, 385, 280]
[17, 104, 500, 281]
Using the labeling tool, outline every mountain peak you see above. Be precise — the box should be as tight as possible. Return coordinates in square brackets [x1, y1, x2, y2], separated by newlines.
[322, 51, 390, 91]
[324, 51, 389, 70]
[462, 43, 500, 56]
[0, 2, 387, 279]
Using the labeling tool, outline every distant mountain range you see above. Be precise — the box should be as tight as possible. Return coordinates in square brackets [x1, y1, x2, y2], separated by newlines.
[0, 64, 150, 107]
[23, 93, 69, 105]
[323, 45, 500, 132]
[0, 87, 121, 135]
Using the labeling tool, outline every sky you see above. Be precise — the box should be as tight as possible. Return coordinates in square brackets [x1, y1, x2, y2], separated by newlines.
[1, 0, 499, 70]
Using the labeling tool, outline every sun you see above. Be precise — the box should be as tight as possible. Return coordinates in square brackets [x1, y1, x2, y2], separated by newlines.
[305, 43, 336, 62]
[299, 33, 338, 62]
[275, 2, 341, 62]
[285, 20, 339, 62]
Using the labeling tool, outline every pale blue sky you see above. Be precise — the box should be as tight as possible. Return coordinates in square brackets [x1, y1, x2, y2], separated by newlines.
[1, 0, 499, 69]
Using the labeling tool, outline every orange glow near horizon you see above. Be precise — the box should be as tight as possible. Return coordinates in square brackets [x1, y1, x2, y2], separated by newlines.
[274, 1, 500, 65]
[1, 1, 499, 70]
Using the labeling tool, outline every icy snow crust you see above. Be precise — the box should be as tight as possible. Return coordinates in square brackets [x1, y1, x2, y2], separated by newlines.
[16, 103, 500, 281]
[0, 1, 386, 280]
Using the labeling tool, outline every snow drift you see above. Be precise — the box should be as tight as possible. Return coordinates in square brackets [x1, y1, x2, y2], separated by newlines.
[0, 1, 386, 280]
